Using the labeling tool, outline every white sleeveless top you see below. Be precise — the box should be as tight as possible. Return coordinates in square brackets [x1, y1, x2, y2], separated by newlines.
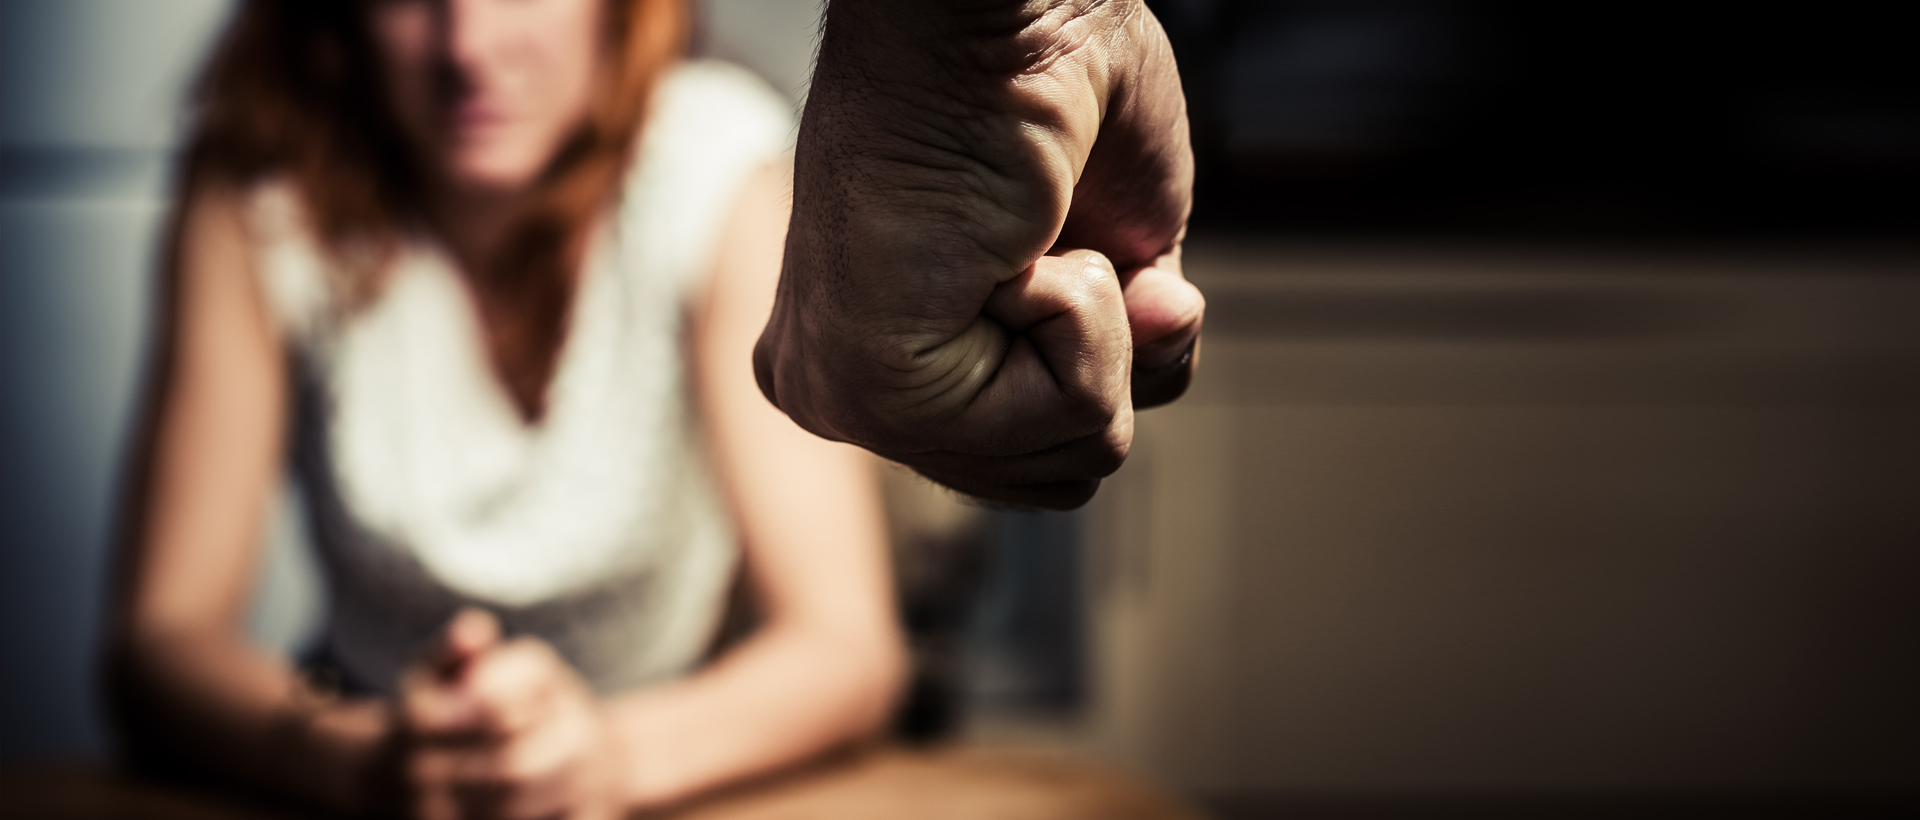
[248, 62, 794, 695]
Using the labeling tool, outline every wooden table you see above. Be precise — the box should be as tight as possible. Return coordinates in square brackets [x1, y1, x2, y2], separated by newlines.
[4, 745, 1208, 820]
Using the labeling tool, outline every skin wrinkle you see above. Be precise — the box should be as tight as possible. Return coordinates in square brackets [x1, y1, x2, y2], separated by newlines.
[939, 0, 1116, 76]
[813, 15, 1084, 195]
[908, 315, 1009, 385]
[803, 174, 1056, 367]
[902, 319, 1011, 412]
[866, 230, 1008, 329]
[911, 252, 1116, 413]
[884, 157, 1055, 239]
[830, 105, 1067, 262]
[793, 226, 1080, 433]
[849, 185, 1045, 283]
[791, 126, 1039, 307]
[911, 302, 1051, 425]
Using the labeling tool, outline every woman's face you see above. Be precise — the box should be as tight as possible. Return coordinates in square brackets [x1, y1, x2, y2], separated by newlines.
[369, 0, 604, 194]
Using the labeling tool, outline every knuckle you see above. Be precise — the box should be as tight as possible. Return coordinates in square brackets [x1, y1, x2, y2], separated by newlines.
[476, 640, 556, 689]
[478, 645, 533, 683]
[1089, 440, 1128, 477]
[751, 337, 783, 410]
[516, 636, 563, 664]
[1059, 384, 1123, 431]
[1070, 250, 1118, 280]
[496, 742, 554, 785]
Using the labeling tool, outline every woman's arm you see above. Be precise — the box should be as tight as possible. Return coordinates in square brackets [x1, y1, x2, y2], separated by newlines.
[612, 160, 909, 807]
[106, 182, 392, 812]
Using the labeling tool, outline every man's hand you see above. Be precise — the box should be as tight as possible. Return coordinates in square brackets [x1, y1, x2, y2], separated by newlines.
[399, 610, 629, 820]
[755, 0, 1203, 509]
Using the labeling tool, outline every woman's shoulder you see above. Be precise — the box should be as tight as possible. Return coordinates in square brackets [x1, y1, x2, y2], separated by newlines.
[615, 61, 794, 288]
[654, 59, 796, 136]
[634, 60, 796, 176]
[224, 175, 338, 342]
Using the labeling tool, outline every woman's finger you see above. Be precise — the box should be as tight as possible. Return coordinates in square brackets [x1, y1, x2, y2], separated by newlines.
[400, 671, 482, 739]
[463, 638, 571, 737]
[455, 720, 579, 820]
[425, 696, 596, 820]
[400, 608, 504, 737]
[407, 746, 462, 820]
[435, 607, 502, 678]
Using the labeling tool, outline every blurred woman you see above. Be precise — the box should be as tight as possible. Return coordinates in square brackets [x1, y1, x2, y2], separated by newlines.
[107, 0, 904, 817]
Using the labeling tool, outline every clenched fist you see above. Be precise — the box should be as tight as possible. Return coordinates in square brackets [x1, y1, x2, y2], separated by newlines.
[755, 0, 1203, 509]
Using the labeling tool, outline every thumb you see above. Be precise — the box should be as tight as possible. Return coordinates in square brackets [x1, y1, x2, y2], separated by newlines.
[1121, 256, 1204, 409]
[401, 609, 500, 737]
[433, 607, 501, 682]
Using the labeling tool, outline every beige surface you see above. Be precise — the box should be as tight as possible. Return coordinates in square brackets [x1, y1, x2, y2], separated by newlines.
[2, 747, 1205, 820]
[657, 746, 1205, 820]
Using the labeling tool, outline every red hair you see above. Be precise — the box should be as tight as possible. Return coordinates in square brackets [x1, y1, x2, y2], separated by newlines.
[179, 0, 688, 419]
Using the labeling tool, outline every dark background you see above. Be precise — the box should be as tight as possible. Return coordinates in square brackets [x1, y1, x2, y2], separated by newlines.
[1154, 0, 1919, 236]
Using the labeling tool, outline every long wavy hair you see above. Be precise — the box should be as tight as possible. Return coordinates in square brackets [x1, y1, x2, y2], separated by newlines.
[178, 0, 688, 417]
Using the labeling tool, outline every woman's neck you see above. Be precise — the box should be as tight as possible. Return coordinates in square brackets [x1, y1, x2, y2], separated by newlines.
[423, 179, 569, 423]
[427, 181, 534, 279]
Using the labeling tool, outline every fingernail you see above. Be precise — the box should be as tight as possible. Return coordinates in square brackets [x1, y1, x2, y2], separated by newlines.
[1136, 337, 1196, 373]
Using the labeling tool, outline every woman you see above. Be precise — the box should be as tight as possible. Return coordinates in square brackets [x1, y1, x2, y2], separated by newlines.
[107, 0, 904, 817]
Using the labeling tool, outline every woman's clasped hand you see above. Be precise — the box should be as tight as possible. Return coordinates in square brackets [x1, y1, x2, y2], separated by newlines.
[400, 610, 629, 820]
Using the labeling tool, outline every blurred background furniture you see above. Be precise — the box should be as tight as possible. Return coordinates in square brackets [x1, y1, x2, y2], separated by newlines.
[1073, 242, 1920, 814]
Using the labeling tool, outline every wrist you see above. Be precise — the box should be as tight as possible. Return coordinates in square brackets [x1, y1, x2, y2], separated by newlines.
[604, 695, 683, 811]
[282, 698, 401, 814]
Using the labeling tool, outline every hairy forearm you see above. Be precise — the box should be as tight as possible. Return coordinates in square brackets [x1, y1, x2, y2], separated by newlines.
[109, 626, 392, 813]
[607, 619, 905, 808]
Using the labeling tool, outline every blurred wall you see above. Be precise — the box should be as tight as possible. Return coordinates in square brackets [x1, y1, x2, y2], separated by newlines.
[699, 0, 819, 102]
[0, 0, 237, 761]
[1082, 243, 1920, 797]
